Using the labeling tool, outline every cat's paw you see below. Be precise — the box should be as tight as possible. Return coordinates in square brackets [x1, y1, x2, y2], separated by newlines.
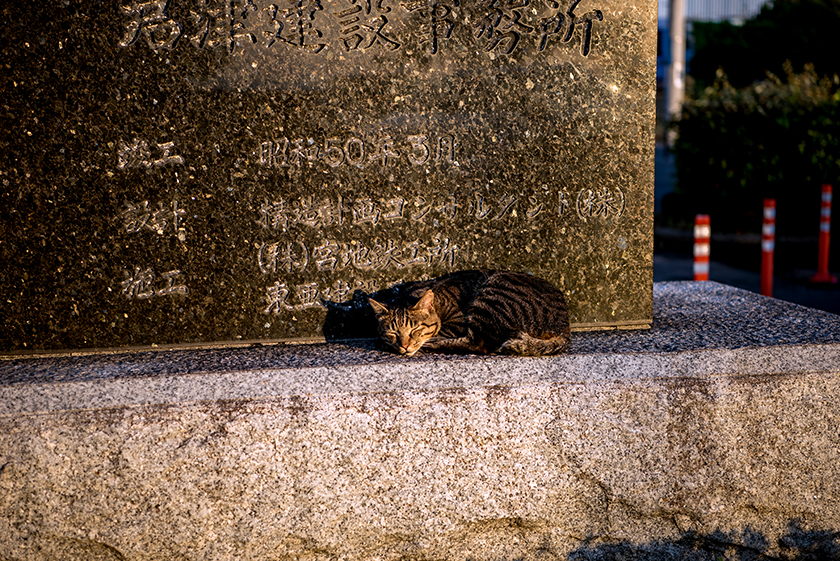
[499, 333, 570, 356]
[498, 337, 532, 355]
[421, 336, 450, 350]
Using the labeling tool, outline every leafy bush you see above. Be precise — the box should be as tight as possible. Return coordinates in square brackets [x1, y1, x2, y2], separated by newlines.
[689, 0, 840, 91]
[670, 63, 840, 235]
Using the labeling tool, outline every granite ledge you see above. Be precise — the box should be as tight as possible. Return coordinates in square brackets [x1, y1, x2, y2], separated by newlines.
[2, 281, 840, 416]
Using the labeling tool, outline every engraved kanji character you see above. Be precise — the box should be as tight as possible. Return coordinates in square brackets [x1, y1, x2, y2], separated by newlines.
[576, 186, 625, 219]
[360, 15, 401, 50]
[263, 4, 285, 47]
[294, 283, 322, 309]
[492, 192, 519, 219]
[152, 141, 184, 167]
[122, 200, 152, 233]
[304, 139, 321, 163]
[428, 237, 458, 267]
[120, 0, 183, 49]
[437, 134, 455, 162]
[403, 240, 429, 266]
[474, 0, 533, 55]
[258, 200, 290, 230]
[402, 0, 459, 54]
[148, 201, 172, 234]
[153, 200, 185, 236]
[539, 0, 603, 56]
[355, 279, 379, 293]
[258, 139, 291, 168]
[190, 0, 226, 49]
[173, 200, 187, 240]
[157, 269, 188, 295]
[337, 0, 371, 50]
[117, 139, 152, 169]
[313, 240, 340, 270]
[368, 134, 401, 167]
[258, 241, 309, 273]
[352, 199, 381, 224]
[268, 0, 327, 53]
[321, 279, 354, 302]
[337, 0, 401, 51]
[288, 139, 308, 168]
[231, 0, 259, 50]
[318, 196, 345, 226]
[580, 188, 613, 217]
[272, 138, 292, 167]
[294, 196, 321, 227]
[264, 281, 293, 313]
[350, 244, 375, 270]
[259, 141, 273, 165]
[335, 243, 355, 270]
[121, 267, 156, 300]
[371, 239, 405, 269]
[191, 0, 258, 52]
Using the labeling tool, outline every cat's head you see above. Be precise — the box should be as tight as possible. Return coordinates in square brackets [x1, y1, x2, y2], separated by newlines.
[368, 290, 441, 356]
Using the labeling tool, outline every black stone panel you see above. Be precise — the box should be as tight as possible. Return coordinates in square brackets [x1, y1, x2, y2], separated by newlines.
[0, 0, 656, 352]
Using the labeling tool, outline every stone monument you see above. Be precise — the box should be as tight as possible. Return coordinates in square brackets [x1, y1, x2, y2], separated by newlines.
[0, 0, 655, 352]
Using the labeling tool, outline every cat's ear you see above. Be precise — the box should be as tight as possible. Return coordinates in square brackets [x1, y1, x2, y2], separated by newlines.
[412, 290, 435, 312]
[367, 297, 389, 317]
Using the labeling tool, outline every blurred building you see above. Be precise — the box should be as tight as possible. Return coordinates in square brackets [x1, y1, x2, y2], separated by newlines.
[657, 0, 771, 84]
[660, 0, 770, 24]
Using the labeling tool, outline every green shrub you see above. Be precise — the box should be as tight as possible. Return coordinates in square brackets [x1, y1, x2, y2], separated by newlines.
[670, 63, 840, 235]
[689, 0, 840, 91]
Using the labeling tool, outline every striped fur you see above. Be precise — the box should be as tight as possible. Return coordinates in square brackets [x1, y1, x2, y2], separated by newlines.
[368, 270, 571, 356]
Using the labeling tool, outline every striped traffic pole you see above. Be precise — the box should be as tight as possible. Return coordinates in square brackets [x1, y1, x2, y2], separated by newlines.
[811, 184, 837, 283]
[693, 214, 710, 281]
[761, 199, 775, 297]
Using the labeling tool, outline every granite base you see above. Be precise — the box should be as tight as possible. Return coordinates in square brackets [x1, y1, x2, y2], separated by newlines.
[1, 282, 839, 560]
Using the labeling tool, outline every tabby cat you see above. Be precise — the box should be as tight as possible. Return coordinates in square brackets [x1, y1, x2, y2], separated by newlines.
[367, 270, 571, 356]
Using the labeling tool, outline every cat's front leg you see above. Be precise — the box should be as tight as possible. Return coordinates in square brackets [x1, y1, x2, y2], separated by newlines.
[421, 336, 455, 351]
[422, 334, 488, 354]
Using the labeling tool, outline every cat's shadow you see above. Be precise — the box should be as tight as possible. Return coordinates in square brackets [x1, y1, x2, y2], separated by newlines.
[322, 283, 413, 346]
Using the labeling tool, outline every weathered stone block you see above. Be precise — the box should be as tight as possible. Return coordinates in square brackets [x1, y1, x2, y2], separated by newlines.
[1, 283, 839, 560]
[1, 0, 655, 351]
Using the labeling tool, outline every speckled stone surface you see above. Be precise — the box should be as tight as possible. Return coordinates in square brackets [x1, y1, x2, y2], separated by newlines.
[1, 0, 655, 352]
[3, 282, 840, 414]
[1, 282, 839, 560]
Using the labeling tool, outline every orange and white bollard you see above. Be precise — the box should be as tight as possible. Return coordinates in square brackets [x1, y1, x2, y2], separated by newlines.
[761, 199, 775, 297]
[811, 184, 837, 283]
[693, 214, 710, 281]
